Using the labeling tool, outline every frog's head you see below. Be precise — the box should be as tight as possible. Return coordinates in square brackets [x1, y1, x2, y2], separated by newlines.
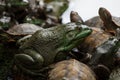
[58, 22, 92, 52]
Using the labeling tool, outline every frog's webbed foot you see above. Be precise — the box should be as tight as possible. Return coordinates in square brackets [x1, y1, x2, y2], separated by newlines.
[14, 49, 44, 75]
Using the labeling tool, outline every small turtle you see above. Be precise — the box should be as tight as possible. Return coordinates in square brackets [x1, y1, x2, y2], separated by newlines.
[85, 7, 120, 35]
[89, 36, 119, 67]
[6, 23, 41, 36]
[0, 23, 41, 43]
[48, 59, 96, 80]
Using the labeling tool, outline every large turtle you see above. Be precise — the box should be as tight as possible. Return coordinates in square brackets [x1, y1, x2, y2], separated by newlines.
[48, 59, 96, 80]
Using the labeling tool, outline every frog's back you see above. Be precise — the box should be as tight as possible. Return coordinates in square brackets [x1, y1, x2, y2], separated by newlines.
[20, 26, 65, 66]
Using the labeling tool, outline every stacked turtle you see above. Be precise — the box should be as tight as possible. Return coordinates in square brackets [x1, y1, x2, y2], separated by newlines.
[0, 1, 119, 79]
[8, 7, 119, 80]
[0, 0, 69, 80]
[48, 7, 120, 80]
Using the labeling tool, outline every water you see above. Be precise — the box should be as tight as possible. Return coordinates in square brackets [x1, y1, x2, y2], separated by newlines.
[62, 0, 120, 23]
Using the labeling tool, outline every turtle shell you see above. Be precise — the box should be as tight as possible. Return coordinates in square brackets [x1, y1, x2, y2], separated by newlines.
[6, 23, 41, 36]
[78, 27, 111, 54]
[112, 16, 120, 26]
[85, 16, 104, 28]
[48, 59, 96, 80]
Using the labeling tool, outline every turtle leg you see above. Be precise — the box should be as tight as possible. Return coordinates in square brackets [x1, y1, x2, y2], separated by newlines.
[14, 49, 44, 75]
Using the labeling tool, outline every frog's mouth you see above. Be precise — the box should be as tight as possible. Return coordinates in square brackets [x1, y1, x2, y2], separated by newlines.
[60, 27, 92, 51]
[74, 27, 92, 40]
[69, 28, 92, 45]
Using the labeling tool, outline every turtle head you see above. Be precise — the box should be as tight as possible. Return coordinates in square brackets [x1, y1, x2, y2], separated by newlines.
[99, 7, 112, 23]
[99, 7, 120, 35]
[70, 11, 84, 24]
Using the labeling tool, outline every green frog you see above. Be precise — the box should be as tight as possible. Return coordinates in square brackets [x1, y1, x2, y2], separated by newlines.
[15, 22, 92, 75]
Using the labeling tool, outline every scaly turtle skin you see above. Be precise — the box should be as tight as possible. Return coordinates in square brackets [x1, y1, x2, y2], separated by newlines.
[89, 37, 119, 67]
[14, 22, 92, 75]
[48, 59, 96, 80]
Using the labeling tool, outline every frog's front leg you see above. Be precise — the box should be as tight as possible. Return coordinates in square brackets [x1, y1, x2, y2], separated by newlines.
[14, 49, 44, 75]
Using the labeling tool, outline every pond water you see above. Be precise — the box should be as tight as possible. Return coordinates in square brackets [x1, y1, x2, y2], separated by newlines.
[62, 0, 120, 23]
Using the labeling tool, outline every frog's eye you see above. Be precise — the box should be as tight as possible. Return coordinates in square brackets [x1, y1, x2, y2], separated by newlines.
[76, 26, 81, 30]
[71, 26, 81, 31]
[66, 30, 77, 40]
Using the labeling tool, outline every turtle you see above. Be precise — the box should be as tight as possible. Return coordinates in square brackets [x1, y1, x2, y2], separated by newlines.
[6, 23, 41, 36]
[85, 7, 120, 35]
[48, 59, 96, 80]
[70, 11, 84, 24]
[0, 23, 41, 43]
[70, 11, 112, 55]
[70, 10, 120, 72]
[99, 7, 120, 35]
